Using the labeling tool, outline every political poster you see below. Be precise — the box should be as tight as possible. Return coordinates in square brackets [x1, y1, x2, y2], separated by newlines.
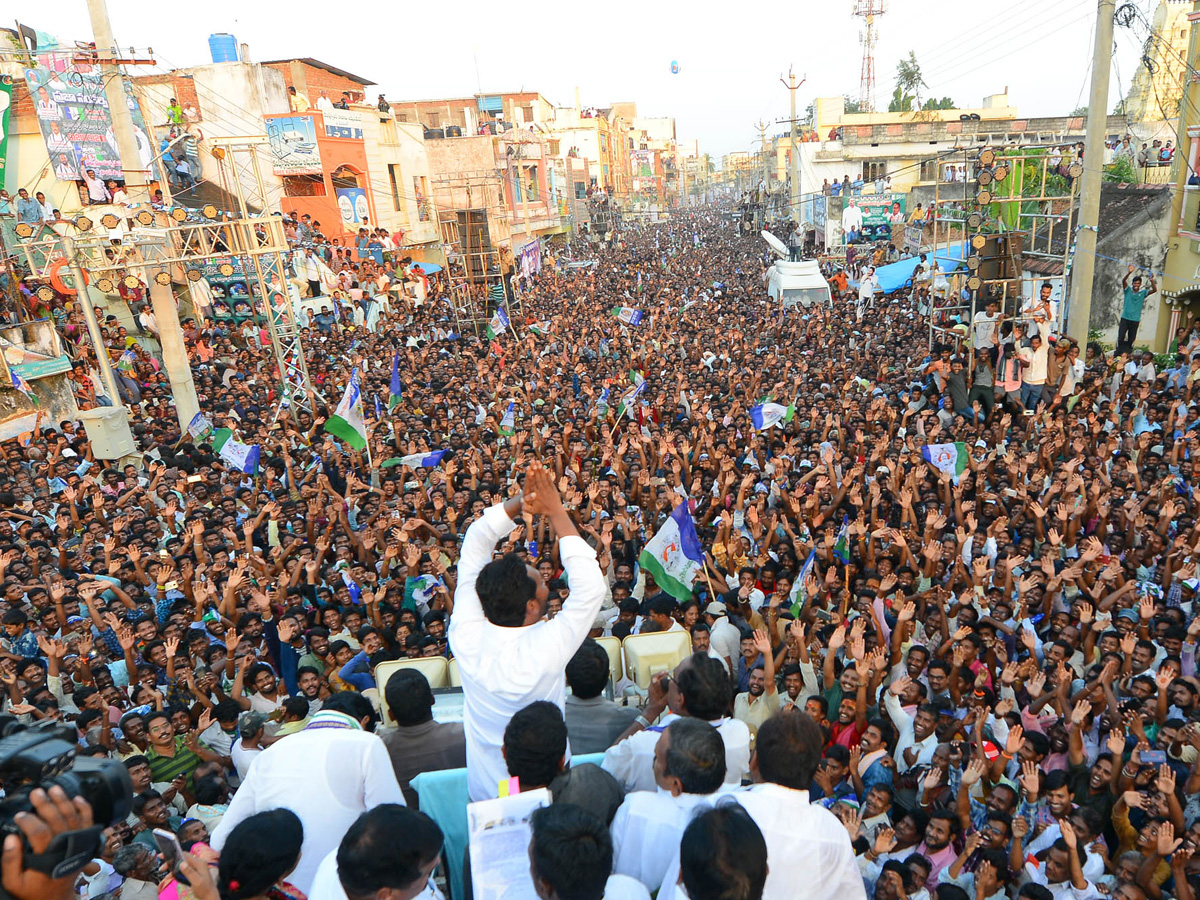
[264, 115, 322, 175]
[24, 65, 152, 183]
[858, 194, 905, 242]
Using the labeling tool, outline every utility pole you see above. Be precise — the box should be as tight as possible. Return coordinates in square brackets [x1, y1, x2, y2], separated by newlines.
[86, 0, 150, 203]
[780, 68, 807, 226]
[756, 120, 769, 226]
[1067, 0, 1116, 345]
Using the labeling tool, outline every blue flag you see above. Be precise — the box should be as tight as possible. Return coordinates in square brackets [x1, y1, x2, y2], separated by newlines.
[389, 353, 402, 410]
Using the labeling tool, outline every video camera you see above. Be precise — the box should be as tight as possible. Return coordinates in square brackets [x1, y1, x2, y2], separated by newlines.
[0, 715, 132, 896]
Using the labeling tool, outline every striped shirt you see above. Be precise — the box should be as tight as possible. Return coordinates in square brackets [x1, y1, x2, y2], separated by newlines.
[147, 735, 209, 789]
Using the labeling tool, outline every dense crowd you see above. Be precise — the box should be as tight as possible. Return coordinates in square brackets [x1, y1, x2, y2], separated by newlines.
[2, 204, 1199, 900]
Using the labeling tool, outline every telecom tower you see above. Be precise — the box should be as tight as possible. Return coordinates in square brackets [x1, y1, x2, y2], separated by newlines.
[854, 0, 887, 112]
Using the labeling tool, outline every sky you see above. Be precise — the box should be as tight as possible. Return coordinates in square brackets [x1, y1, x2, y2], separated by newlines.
[42, 0, 1148, 159]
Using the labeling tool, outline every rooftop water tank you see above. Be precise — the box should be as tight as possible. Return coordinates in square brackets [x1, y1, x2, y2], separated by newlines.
[208, 33, 239, 64]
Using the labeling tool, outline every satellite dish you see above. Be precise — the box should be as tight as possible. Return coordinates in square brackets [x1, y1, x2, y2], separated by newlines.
[761, 229, 789, 259]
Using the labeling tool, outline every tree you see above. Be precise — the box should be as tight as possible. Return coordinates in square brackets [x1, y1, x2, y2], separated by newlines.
[888, 86, 914, 113]
[895, 51, 926, 109]
[1070, 105, 1088, 117]
[844, 95, 865, 114]
[922, 97, 956, 110]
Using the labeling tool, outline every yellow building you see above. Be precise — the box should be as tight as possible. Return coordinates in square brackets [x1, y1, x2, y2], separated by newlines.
[1157, 2, 1200, 349]
[1123, 0, 1192, 122]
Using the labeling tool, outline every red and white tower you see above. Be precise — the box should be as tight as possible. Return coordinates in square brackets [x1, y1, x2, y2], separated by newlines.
[853, 0, 887, 112]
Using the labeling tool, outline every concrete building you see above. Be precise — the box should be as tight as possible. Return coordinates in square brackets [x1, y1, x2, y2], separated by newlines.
[394, 92, 557, 135]
[544, 105, 634, 200]
[1156, 2, 1200, 351]
[1123, 0, 1192, 122]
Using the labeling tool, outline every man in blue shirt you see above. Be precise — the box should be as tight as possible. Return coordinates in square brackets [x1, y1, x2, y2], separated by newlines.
[14, 188, 43, 226]
[1117, 264, 1157, 354]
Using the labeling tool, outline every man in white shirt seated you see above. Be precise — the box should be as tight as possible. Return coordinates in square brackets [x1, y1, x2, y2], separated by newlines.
[611, 718, 728, 892]
[448, 460, 606, 801]
[210, 692, 405, 895]
[602, 653, 751, 793]
[309, 804, 445, 900]
[530, 803, 650, 900]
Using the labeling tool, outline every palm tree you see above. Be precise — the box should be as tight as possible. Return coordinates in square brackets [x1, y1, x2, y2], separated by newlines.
[895, 51, 926, 110]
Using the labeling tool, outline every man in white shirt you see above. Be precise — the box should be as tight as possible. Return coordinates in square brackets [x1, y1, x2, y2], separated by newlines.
[610, 718, 728, 892]
[309, 804, 445, 900]
[1018, 333, 1050, 412]
[703, 603, 741, 669]
[658, 712, 865, 900]
[843, 200, 864, 235]
[210, 694, 405, 895]
[973, 299, 999, 358]
[448, 461, 606, 801]
[882, 675, 939, 774]
[1021, 819, 1102, 900]
[602, 652, 751, 793]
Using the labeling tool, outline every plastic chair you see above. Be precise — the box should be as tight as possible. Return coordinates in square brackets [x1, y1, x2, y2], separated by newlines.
[448, 656, 461, 687]
[622, 630, 692, 689]
[374, 658, 450, 727]
[594, 635, 624, 685]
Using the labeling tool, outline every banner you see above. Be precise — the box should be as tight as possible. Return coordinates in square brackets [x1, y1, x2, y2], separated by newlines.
[0, 80, 11, 181]
[187, 412, 213, 443]
[858, 193, 905, 242]
[24, 65, 153, 183]
[519, 238, 541, 278]
[336, 187, 369, 223]
[904, 223, 923, 254]
[322, 109, 363, 140]
[264, 115, 322, 175]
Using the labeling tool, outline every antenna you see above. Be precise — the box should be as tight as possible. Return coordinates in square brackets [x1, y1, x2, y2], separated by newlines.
[852, 0, 887, 112]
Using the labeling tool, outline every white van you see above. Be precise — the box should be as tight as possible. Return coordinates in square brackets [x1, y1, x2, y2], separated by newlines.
[762, 231, 832, 308]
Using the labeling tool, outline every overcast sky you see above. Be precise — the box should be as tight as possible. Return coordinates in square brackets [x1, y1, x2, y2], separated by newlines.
[45, 0, 1145, 158]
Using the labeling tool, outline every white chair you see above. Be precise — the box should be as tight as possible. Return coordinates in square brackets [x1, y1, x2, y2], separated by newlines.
[374, 658, 450, 727]
[622, 631, 692, 689]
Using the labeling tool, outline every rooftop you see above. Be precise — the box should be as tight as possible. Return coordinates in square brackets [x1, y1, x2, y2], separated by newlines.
[261, 58, 375, 86]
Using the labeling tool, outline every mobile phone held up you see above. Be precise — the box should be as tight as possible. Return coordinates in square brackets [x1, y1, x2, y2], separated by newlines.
[152, 828, 190, 885]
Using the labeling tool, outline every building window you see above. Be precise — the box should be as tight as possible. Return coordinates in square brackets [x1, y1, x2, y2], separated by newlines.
[525, 165, 539, 201]
[863, 162, 887, 182]
[388, 164, 403, 212]
[574, 181, 587, 199]
[920, 159, 939, 182]
[331, 166, 361, 190]
[600, 136, 607, 152]
[282, 174, 325, 197]
[549, 140, 560, 156]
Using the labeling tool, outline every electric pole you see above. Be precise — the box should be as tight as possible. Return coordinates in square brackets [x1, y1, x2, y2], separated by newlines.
[780, 68, 807, 227]
[1067, 0, 1116, 344]
[86, 0, 150, 203]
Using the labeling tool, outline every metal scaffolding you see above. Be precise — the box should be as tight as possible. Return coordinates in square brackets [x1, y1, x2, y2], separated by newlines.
[926, 145, 1080, 358]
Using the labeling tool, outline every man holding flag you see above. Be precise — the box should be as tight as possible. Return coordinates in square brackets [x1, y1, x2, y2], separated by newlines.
[324, 367, 368, 451]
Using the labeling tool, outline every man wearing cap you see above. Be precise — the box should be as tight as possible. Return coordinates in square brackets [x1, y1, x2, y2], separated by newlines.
[703, 601, 740, 671]
[231, 711, 268, 782]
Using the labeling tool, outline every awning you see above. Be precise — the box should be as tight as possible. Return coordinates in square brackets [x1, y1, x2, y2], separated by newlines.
[875, 241, 970, 295]
[411, 262, 442, 274]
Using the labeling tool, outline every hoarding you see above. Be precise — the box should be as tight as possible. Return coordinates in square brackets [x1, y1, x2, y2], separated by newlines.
[24, 65, 152, 183]
[265, 115, 322, 175]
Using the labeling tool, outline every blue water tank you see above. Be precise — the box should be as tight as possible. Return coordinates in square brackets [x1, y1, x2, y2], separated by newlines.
[208, 33, 239, 63]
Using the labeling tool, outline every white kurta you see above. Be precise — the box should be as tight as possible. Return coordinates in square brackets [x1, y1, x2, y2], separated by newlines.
[602, 714, 751, 794]
[448, 503, 607, 801]
[657, 785, 866, 900]
[611, 789, 716, 892]
[309, 847, 443, 900]
[210, 725, 404, 895]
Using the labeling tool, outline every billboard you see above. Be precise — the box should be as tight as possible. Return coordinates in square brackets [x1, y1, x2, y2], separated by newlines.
[336, 187, 369, 223]
[265, 115, 322, 175]
[857, 193, 906, 242]
[322, 109, 363, 140]
[24, 65, 152, 183]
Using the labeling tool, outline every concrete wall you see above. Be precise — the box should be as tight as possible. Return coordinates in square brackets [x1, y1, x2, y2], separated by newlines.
[185, 63, 289, 212]
[1089, 191, 1172, 345]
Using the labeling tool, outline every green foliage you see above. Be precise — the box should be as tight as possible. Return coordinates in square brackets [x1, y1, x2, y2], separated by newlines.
[1070, 106, 1088, 117]
[1103, 155, 1137, 185]
[888, 86, 915, 113]
[922, 97, 956, 110]
[988, 147, 1071, 232]
[844, 96, 864, 114]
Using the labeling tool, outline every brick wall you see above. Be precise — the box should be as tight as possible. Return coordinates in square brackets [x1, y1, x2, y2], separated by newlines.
[264, 61, 371, 107]
[130, 74, 201, 119]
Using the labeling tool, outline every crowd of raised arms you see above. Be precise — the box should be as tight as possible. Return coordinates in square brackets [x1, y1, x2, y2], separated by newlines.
[5, 205, 1200, 900]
